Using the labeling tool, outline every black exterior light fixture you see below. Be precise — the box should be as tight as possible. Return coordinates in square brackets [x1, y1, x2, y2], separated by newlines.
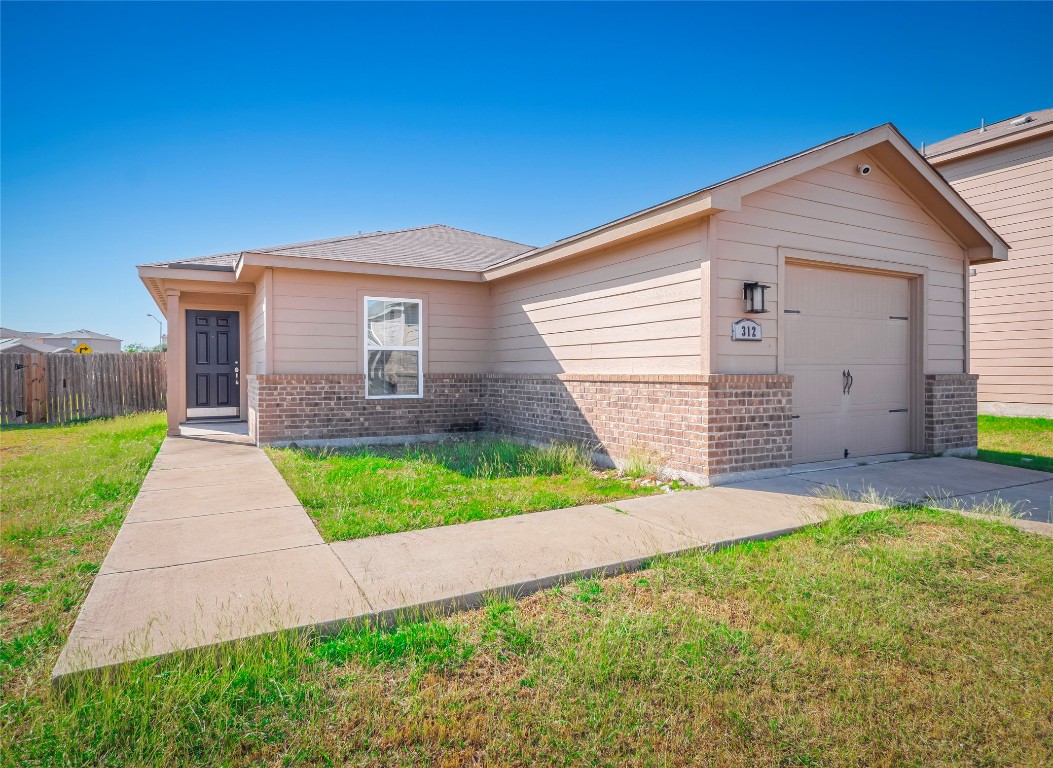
[742, 281, 770, 314]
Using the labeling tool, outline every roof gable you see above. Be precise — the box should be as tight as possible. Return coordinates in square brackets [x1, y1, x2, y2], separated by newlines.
[484, 124, 1008, 279]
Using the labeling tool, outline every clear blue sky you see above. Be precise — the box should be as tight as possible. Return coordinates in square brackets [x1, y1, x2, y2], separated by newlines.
[2, 1, 1050, 347]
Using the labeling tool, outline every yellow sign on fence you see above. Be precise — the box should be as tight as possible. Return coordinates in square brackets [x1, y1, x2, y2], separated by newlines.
[74, 343, 92, 354]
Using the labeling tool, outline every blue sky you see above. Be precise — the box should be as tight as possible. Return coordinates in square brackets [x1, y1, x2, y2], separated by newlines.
[2, 1, 1050, 347]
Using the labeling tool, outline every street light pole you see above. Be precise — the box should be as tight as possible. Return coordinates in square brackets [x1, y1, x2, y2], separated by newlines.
[147, 314, 164, 349]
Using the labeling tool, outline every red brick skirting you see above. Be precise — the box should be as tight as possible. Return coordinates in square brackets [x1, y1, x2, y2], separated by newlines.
[247, 372, 794, 481]
[923, 373, 978, 453]
[248, 374, 485, 445]
[485, 373, 792, 480]
[701, 374, 793, 476]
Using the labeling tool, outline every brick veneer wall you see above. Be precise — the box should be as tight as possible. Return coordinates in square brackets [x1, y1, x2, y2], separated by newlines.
[485, 373, 793, 481]
[247, 373, 486, 445]
[247, 372, 794, 482]
[923, 373, 979, 453]
[702, 375, 793, 477]
[484, 374, 708, 478]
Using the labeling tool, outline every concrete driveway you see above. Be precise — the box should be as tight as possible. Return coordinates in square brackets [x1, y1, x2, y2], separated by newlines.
[53, 436, 1052, 682]
[736, 456, 1053, 526]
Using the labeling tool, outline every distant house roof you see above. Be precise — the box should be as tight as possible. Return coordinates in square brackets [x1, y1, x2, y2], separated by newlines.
[0, 337, 67, 354]
[924, 107, 1053, 163]
[142, 224, 534, 273]
[42, 329, 121, 342]
[0, 327, 50, 339]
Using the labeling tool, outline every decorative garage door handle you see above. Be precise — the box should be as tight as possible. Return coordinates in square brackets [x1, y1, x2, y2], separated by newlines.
[842, 369, 854, 395]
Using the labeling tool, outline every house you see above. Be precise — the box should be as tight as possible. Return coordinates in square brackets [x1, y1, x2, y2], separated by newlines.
[0, 337, 73, 355]
[0, 327, 122, 354]
[138, 123, 1006, 485]
[924, 109, 1053, 418]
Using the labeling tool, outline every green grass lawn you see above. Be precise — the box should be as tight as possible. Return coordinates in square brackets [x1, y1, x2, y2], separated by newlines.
[3, 415, 1053, 766]
[266, 438, 674, 541]
[976, 415, 1053, 473]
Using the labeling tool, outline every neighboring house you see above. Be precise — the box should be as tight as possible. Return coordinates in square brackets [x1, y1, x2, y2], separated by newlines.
[139, 123, 1006, 485]
[924, 109, 1053, 418]
[0, 327, 122, 354]
[0, 337, 73, 355]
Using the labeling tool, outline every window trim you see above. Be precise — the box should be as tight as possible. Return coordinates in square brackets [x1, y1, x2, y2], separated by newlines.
[363, 295, 424, 400]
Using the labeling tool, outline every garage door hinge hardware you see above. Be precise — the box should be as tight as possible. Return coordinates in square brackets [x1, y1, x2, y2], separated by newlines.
[783, 309, 801, 314]
[889, 316, 908, 320]
[889, 408, 908, 413]
[791, 415, 800, 419]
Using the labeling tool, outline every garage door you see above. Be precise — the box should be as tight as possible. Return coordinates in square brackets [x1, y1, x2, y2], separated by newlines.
[784, 264, 911, 464]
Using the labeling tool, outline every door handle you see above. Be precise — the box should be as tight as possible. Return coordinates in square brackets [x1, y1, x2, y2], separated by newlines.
[846, 369, 853, 395]
[842, 369, 854, 395]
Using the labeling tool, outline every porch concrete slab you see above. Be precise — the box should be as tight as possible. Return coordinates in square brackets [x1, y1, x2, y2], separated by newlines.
[101, 506, 323, 574]
[54, 544, 364, 678]
[179, 421, 251, 441]
[782, 457, 1052, 504]
[126, 481, 302, 523]
[933, 479, 1053, 524]
[331, 504, 705, 616]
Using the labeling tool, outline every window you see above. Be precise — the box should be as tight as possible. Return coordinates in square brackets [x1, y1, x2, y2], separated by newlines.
[364, 297, 422, 398]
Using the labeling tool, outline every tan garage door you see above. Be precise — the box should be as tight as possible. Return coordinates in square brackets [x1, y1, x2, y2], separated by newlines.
[784, 263, 911, 464]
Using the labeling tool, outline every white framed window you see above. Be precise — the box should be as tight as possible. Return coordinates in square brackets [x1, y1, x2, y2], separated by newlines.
[364, 296, 423, 399]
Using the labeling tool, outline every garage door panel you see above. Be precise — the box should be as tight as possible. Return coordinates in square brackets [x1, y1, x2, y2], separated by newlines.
[786, 264, 911, 463]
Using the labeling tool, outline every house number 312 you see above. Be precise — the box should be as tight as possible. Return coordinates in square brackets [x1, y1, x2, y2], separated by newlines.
[731, 319, 763, 341]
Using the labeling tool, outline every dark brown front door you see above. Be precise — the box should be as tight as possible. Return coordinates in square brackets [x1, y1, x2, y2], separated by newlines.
[186, 310, 240, 419]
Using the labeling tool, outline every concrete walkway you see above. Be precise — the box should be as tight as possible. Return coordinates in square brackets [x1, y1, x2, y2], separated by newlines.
[53, 435, 1053, 681]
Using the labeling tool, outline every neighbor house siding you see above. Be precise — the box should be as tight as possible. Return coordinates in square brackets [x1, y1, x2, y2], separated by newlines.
[934, 135, 1053, 417]
[488, 224, 704, 374]
[713, 151, 968, 375]
[267, 268, 491, 375]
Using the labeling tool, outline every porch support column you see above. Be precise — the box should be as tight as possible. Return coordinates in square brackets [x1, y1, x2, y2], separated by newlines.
[165, 289, 183, 435]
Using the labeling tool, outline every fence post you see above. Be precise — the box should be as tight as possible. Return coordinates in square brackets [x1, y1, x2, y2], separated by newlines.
[25, 353, 48, 423]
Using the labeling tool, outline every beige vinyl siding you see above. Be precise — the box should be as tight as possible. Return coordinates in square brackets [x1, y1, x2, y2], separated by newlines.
[269, 268, 490, 375]
[488, 224, 703, 374]
[713, 151, 968, 375]
[247, 274, 267, 375]
[937, 135, 1053, 414]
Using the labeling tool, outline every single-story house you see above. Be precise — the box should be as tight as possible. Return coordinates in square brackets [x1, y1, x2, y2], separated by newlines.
[139, 123, 1007, 485]
[0, 327, 122, 354]
[924, 108, 1052, 418]
[0, 337, 73, 355]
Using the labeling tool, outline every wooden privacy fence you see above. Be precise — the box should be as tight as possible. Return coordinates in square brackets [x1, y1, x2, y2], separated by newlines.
[0, 352, 166, 425]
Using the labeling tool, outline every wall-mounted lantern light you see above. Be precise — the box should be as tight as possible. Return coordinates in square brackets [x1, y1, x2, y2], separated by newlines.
[742, 281, 770, 314]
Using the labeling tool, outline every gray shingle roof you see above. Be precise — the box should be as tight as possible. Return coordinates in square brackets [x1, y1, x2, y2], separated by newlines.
[924, 108, 1053, 159]
[144, 225, 534, 273]
[43, 329, 121, 342]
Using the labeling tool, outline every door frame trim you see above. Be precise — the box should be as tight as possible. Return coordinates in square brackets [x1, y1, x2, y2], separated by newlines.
[182, 304, 246, 423]
[776, 247, 928, 455]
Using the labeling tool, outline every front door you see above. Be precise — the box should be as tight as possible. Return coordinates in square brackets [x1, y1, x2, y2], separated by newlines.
[186, 310, 240, 419]
[784, 264, 911, 464]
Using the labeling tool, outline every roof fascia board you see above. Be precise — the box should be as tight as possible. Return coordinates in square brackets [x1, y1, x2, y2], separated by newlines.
[137, 265, 239, 283]
[238, 251, 485, 282]
[482, 190, 738, 281]
[926, 121, 1053, 165]
[877, 127, 1008, 261]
